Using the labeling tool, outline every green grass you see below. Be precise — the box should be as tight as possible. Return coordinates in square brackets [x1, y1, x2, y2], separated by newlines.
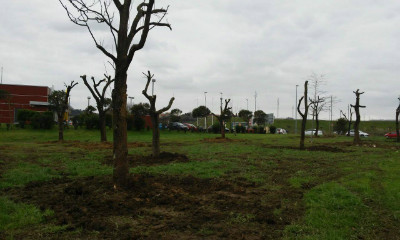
[284, 182, 372, 240]
[0, 197, 53, 231]
[131, 160, 234, 178]
[0, 162, 59, 189]
[0, 127, 399, 239]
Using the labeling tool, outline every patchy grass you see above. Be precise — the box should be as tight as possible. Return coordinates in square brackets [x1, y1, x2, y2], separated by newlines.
[0, 128, 399, 239]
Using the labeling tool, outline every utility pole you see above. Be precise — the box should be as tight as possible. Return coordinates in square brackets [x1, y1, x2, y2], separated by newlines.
[330, 95, 333, 132]
[295, 85, 298, 134]
[277, 98, 279, 119]
[204, 91, 207, 128]
[196, 98, 199, 126]
[254, 91, 257, 113]
[246, 98, 249, 111]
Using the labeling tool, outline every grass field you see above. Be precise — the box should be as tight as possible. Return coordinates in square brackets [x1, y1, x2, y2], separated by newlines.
[0, 127, 399, 239]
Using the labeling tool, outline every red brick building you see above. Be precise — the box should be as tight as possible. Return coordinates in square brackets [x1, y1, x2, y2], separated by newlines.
[0, 84, 51, 124]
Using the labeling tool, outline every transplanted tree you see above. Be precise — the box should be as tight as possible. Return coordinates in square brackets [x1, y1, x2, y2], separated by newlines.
[238, 109, 253, 126]
[297, 81, 312, 150]
[212, 99, 232, 139]
[396, 97, 400, 143]
[351, 89, 366, 145]
[308, 73, 328, 137]
[142, 71, 174, 157]
[340, 108, 353, 136]
[253, 110, 267, 126]
[49, 81, 78, 141]
[60, 0, 172, 188]
[81, 75, 113, 142]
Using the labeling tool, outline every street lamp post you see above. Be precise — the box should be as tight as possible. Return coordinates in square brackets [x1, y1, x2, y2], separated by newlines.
[204, 91, 207, 129]
[295, 85, 298, 134]
[152, 79, 156, 96]
[87, 96, 91, 108]
[128, 96, 134, 107]
[246, 98, 248, 111]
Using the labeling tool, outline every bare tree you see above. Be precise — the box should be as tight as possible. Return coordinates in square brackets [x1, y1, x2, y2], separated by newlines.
[297, 81, 311, 150]
[81, 75, 114, 142]
[142, 71, 174, 157]
[340, 109, 353, 136]
[351, 89, 366, 145]
[396, 97, 400, 143]
[59, 0, 172, 188]
[212, 99, 232, 139]
[49, 81, 78, 141]
[308, 73, 328, 136]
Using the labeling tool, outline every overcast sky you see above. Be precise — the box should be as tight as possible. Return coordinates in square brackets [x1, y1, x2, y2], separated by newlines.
[1, 0, 400, 120]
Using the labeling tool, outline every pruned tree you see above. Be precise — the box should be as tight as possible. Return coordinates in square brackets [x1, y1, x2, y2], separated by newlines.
[142, 71, 174, 157]
[49, 81, 78, 141]
[212, 99, 232, 139]
[81, 75, 113, 142]
[308, 73, 328, 136]
[297, 81, 311, 150]
[238, 109, 253, 126]
[59, 0, 172, 188]
[340, 108, 353, 136]
[350, 89, 366, 145]
[253, 110, 267, 126]
[396, 97, 400, 143]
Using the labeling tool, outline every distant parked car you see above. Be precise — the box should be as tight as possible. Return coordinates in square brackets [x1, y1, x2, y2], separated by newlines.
[305, 129, 323, 136]
[168, 122, 189, 131]
[183, 123, 198, 131]
[384, 131, 399, 139]
[349, 130, 369, 137]
[276, 128, 287, 134]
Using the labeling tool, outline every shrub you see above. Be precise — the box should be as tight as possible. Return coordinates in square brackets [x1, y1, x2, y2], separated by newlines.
[211, 122, 220, 133]
[235, 125, 245, 133]
[270, 125, 277, 134]
[257, 126, 266, 134]
[31, 112, 54, 129]
[17, 109, 35, 128]
[85, 114, 100, 130]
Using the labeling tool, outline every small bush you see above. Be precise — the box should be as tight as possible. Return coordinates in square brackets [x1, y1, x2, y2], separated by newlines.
[85, 114, 100, 130]
[17, 109, 35, 128]
[211, 122, 220, 133]
[270, 125, 277, 134]
[31, 112, 54, 129]
[235, 125, 245, 133]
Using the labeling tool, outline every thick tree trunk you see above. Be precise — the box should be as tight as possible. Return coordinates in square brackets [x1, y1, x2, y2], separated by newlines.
[112, 68, 129, 188]
[353, 110, 361, 145]
[58, 116, 64, 141]
[396, 111, 399, 143]
[314, 113, 320, 137]
[221, 120, 225, 139]
[151, 113, 160, 157]
[300, 116, 306, 150]
[99, 111, 107, 142]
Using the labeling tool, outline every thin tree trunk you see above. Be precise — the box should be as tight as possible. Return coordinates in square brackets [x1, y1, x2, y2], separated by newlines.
[151, 114, 160, 157]
[99, 111, 107, 142]
[300, 116, 306, 150]
[396, 111, 399, 143]
[221, 120, 225, 138]
[314, 113, 320, 137]
[112, 68, 129, 188]
[58, 117, 64, 141]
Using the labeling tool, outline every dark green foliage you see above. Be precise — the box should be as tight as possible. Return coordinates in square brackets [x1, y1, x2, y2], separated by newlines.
[270, 125, 277, 134]
[31, 112, 54, 129]
[235, 125, 246, 133]
[170, 115, 181, 123]
[105, 114, 112, 128]
[0, 89, 10, 100]
[192, 106, 211, 118]
[253, 110, 267, 126]
[257, 126, 266, 134]
[238, 109, 253, 123]
[211, 122, 220, 133]
[85, 114, 100, 129]
[71, 115, 80, 130]
[17, 110, 36, 128]
[334, 118, 348, 135]
[130, 103, 149, 131]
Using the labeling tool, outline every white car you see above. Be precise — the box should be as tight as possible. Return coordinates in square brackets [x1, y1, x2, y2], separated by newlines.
[276, 128, 287, 134]
[349, 130, 369, 137]
[304, 129, 323, 136]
